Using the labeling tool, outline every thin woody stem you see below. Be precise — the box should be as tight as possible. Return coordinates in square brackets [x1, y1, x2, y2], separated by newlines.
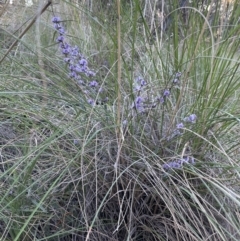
[0, 0, 52, 65]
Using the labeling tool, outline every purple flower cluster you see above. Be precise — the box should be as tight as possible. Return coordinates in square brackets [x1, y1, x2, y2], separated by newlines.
[166, 113, 197, 141]
[155, 88, 171, 104]
[176, 122, 184, 129]
[132, 76, 147, 112]
[172, 72, 182, 85]
[134, 76, 147, 92]
[163, 156, 195, 171]
[176, 114, 197, 130]
[52, 16, 104, 105]
[154, 72, 182, 104]
[132, 76, 174, 113]
[184, 114, 197, 123]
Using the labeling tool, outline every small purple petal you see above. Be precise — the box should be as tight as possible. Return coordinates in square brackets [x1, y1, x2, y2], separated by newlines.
[156, 96, 165, 104]
[188, 114, 197, 123]
[56, 35, 64, 42]
[135, 96, 144, 104]
[86, 70, 96, 77]
[162, 163, 170, 170]
[133, 96, 145, 112]
[176, 122, 184, 129]
[69, 71, 77, 79]
[81, 65, 88, 73]
[54, 23, 61, 30]
[163, 161, 182, 170]
[58, 27, 65, 35]
[62, 47, 71, 55]
[134, 85, 141, 92]
[172, 162, 182, 169]
[173, 78, 179, 84]
[173, 129, 181, 136]
[163, 89, 170, 97]
[52, 16, 61, 23]
[175, 72, 182, 78]
[71, 47, 79, 56]
[79, 58, 88, 66]
[75, 65, 84, 73]
[88, 99, 94, 105]
[64, 57, 71, 63]
[77, 79, 84, 85]
[74, 139, 79, 145]
[163, 156, 195, 171]
[69, 64, 76, 72]
[141, 80, 147, 86]
[98, 87, 104, 93]
[89, 80, 98, 88]
[136, 76, 147, 86]
[184, 114, 197, 123]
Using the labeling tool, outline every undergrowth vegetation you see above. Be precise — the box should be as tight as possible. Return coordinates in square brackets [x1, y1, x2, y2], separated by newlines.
[0, 0, 240, 240]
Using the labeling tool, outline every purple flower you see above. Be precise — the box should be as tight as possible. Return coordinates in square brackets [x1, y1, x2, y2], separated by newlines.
[98, 87, 104, 93]
[163, 89, 170, 97]
[54, 23, 62, 30]
[69, 71, 77, 79]
[184, 114, 197, 123]
[71, 46, 79, 56]
[75, 64, 84, 73]
[82, 66, 88, 73]
[176, 122, 184, 129]
[135, 96, 144, 105]
[175, 72, 182, 78]
[156, 96, 165, 104]
[77, 79, 84, 85]
[172, 129, 182, 138]
[136, 76, 147, 86]
[133, 96, 145, 111]
[86, 70, 96, 77]
[61, 43, 71, 55]
[58, 27, 65, 35]
[163, 161, 182, 170]
[64, 57, 71, 63]
[163, 156, 195, 171]
[134, 85, 142, 92]
[134, 76, 147, 92]
[62, 48, 70, 55]
[52, 16, 61, 23]
[173, 78, 179, 84]
[57, 35, 64, 43]
[69, 64, 76, 72]
[79, 58, 88, 67]
[89, 80, 98, 88]
[88, 99, 94, 105]
[74, 139, 79, 145]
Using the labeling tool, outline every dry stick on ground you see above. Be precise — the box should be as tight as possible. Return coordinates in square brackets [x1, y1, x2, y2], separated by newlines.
[0, 0, 52, 65]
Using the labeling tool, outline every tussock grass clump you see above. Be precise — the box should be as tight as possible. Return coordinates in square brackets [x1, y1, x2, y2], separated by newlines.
[0, 0, 240, 240]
